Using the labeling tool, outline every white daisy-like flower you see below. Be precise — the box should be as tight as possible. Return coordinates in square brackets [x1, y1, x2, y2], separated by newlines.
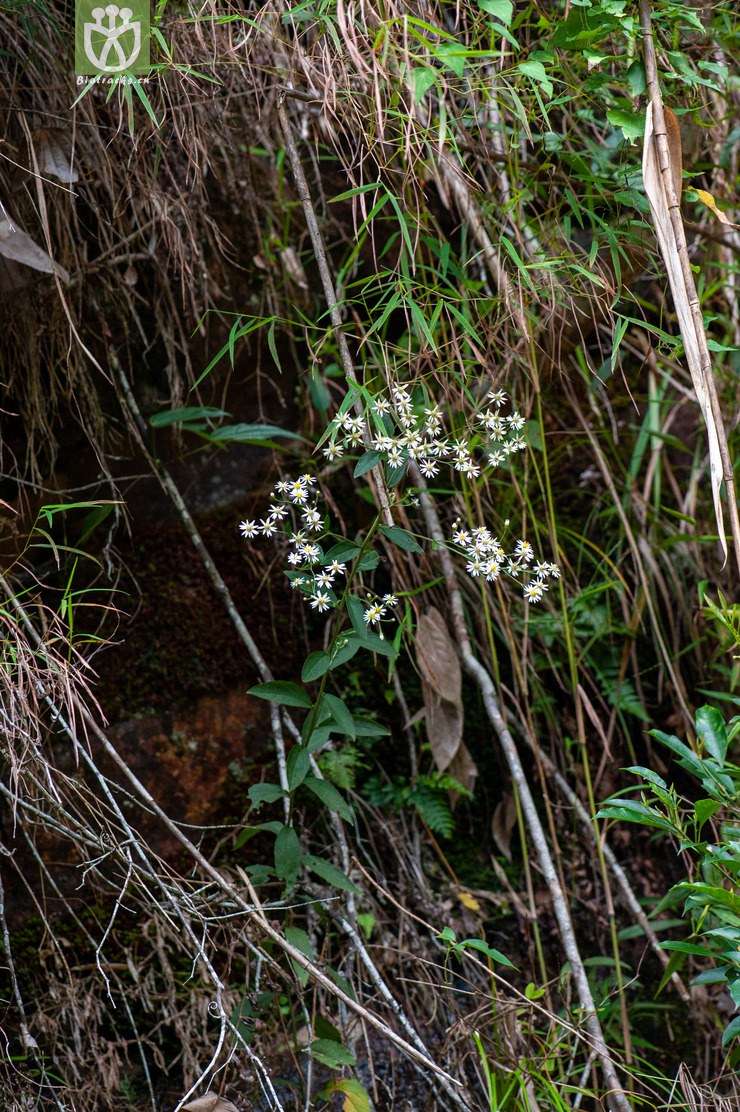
[315, 570, 334, 588]
[387, 447, 404, 466]
[452, 528, 471, 546]
[275, 480, 289, 494]
[487, 389, 507, 407]
[506, 559, 522, 575]
[327, 560, 346, 576]
[507, 412, 526, 431]
[548, 562, 561, 578]
[373, 397, 392, 415]
[301, 474, 317, 485]
[269, 503, 288, 519]
[239, 519, 259, 538]
[300, 543, 321, 564]
[373, 435, 394, 451]
[345, 430, 363, 447]
[431, 438, 450, 457]
[287, 552, 303, 567]
[291, 576, 306, 590]
[523, 581, 545, 603]
[290, 530, 307, 547]
[533, 561, 550, 579]
[303, 508, 323, 530]
[287, 480, 309, 504]
[364, 602, 385, 625]
[260, 518, 277, 537]
[466, 557, 484, 577]
[419, 459, 439, 478]
[484, 559, 501, 582]
[382, 593, 398, 606]
[515, 540, 534, 563]
[310, 592, 332, 612]
[324, 442, 344, 461]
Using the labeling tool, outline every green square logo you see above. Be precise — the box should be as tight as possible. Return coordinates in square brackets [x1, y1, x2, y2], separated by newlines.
[75, 1, 150, 75]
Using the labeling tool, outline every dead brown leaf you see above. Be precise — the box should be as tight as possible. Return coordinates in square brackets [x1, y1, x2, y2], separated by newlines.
[182, 1094, 240, 1112]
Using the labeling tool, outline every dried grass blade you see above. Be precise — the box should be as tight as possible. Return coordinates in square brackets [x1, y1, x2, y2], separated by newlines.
[642, 103, 727, 565]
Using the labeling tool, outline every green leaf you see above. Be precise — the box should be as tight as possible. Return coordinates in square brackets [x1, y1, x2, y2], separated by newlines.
[694, 798, 722, 828]
[354, 449, 384, 478]
[361, 630, 397, 658]
[385, 459, 407, 486]
[303, 776, 353, 822]
[310, 1038, 356, 1069]
[346, 595, 368, 639]
[518, 60, 553, 98]
[249, 681, 312, 709]
[302, 651, 333, 683]
[149, 406, 229, 428]
[456, 937, 517, 968]
[328, 1078, 371, 1112]
[378, 523, 423, 553]
[321, 693, 356, 739]
[328, 635, 363, 671]
[606, 108, 645, 144]
[248, 783, 285, 807]
[353, 718, 390, 738]
[696, 705, 728, 767]
[626, 59, 646, 96]
[287, 744, 311, 790]
[274, 825, 302, 886]
[285, 925, 313, 988]
[209, 422, 305, 444]
[722, 1014, 740, 1046]
[355, 549, 380, 572]
[323, 541, 361, 563]
[411, 66, 436, 105]
[478, 0, 512, 25]
[304, 853, 359, 893]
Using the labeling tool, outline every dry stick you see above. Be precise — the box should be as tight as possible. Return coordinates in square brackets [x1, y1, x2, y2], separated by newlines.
[522, 742, 690, 1004]
[275, 93, 397, 529]
[639, 0, 740, 575]
[409, 467, 633, 1112]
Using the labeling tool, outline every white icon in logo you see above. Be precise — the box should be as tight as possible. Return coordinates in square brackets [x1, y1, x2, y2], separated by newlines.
[83, 4, 141, 72]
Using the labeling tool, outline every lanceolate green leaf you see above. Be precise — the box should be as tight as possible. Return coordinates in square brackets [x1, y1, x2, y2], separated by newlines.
[303, 776, 353, 822]
[249, 681, 312, 708]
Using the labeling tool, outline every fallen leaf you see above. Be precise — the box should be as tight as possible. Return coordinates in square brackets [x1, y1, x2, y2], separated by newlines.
[0, 211, 69, 285]
[33, 129, 79, 184]
[182, 1095, 240, 1112]
[447, 738, 478, 799]
[491, 792, 518, 862]
[458, 890, 481, 912]
[416, 607, 463, 771]
[693, 188, 739, 229]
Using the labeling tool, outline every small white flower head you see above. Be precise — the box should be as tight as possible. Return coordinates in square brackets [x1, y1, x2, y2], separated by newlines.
[290, 530, 307, 547]
[303, 507, 323, 531]
[287, 552, 303, 567]
[364, 602, 386, 625]
[507, 411, 526, 432]
[345, 430, 364, 447]
[310, 591, 332, 612]
[523, 581, 545, 603]
[420, 459, 439, 478]
[506, 559, 522, 575]
[466, 557, 484, 577]
[387, 446, 404, 466]
[431, 438, 449, 457]
[269, 503, 288, 520]
[373, 435, 394, 451]
[382, 593, 398, 606]
[515, 540, 534, 564]
[287, 479, 309, 504]
[327, 560, 346, 576]
[488, 450, 505, 467]
[548, 562, 561, 579]
[291, 576, 306, 590]
[275, 480, 289, 494]
[487, 389, 507, 407]
[260, 518, 277, 537]
[484, 559, 501, 582]
[323, 442, 344, 461]
[240, 519, 259, 538]
[315, 569, 334, 588]
[533, 561, 550, 579]
[300, 543, 321, 564]
[373, 397, 392, 415]
[452, 527, 471, 546]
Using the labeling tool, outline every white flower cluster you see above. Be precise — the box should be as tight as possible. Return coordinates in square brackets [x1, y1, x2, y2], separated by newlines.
[323, 384, 526, 479]
[449, 522, 560, 603]
[240, 475, 398, 624]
